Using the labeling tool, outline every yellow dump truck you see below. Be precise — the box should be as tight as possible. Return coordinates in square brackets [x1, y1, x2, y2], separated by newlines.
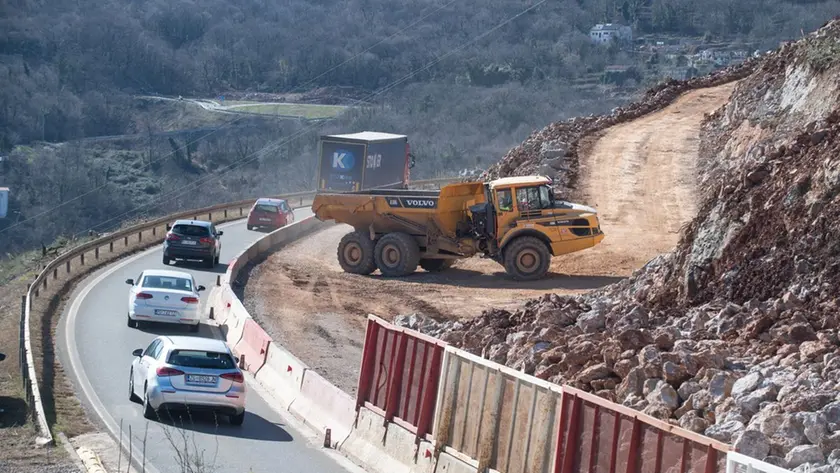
[310, 175, 604, 280]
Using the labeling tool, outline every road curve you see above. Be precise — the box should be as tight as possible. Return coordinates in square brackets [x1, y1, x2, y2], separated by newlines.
[58, 209, 361, 473]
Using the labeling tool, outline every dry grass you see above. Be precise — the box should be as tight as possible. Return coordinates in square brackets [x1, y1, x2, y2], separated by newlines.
[227, 102, 347, 119]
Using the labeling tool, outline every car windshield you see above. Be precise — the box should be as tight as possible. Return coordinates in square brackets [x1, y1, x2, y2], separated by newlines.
[255, 204, 279, 214]
[142, 276, 193, 291]
[172, 224, 210, 237]
[168, 349, 235, 369]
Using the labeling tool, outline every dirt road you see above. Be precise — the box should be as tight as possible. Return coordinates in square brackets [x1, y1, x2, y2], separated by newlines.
[242, 83, 737, 393]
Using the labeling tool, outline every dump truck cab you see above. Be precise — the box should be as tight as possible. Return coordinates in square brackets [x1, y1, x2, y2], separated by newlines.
[457, 176, 603, 279]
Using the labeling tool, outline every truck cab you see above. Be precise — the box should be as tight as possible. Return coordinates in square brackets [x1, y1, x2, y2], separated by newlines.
[473, 176, 604, 279]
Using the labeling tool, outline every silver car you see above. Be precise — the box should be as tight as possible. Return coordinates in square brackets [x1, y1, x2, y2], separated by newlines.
[129, 336, 247, 425]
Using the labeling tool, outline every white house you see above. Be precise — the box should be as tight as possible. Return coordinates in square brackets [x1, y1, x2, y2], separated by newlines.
[590, 23, 633, 45]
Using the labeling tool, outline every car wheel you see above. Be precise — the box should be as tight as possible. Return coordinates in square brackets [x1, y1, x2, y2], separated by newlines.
[142, 385, 155, 420]
[129, 369, 141, 403]
[189, 323, 200, 333]
[205, 257, 215, 269]
[214, 254, 220, 265]
[229, 411, 245, 426]
[162, 255, 170, 265]
[127, 313, 137, 329]
[247, 225, 253, 231]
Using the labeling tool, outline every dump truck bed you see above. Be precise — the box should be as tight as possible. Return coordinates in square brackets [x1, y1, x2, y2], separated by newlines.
[311, 182, 486, 238]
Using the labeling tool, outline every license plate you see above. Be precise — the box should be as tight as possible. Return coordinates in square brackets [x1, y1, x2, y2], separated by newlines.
[260, 218, 271, 222]
[186, 374, 217, 385]
[154, 309, 178, 316]
[181, 240, 197, 245]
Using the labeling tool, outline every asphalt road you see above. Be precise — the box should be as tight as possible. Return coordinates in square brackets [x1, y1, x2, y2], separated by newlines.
[58, 209, 360, 473]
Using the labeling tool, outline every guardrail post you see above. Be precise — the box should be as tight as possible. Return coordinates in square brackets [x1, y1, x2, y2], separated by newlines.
[124, 236, 128, 246]
[52, 268, 57, 280]
[216, 275, 221, 286]
[109, 241, 114, 252]
[80, 253, 85, 266]
[138, 231, 142, 242]
[20, 295, 26, 385]
[224, 209, 228, 218]
[66, 261, 71, 274]
[208, 212, 212, 221]
[95, 247, 99, 260]
[152, 227, 156, 237]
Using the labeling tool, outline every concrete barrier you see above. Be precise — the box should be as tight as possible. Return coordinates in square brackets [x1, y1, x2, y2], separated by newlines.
[222, 295, 248, 348]
[233, 318, 271, 373]
[253, 342, 309, 409]
[341, 406, 438, 473]
[289, 370, 357, 447]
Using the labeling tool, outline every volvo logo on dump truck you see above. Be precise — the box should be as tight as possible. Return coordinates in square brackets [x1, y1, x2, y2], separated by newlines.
[387, 198, 438, 209]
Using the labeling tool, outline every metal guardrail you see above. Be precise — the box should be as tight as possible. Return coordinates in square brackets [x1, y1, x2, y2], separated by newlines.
[19, 177, 458, 445]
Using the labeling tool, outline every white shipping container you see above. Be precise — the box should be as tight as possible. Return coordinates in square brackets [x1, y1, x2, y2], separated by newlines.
[0, 187, 8, 218]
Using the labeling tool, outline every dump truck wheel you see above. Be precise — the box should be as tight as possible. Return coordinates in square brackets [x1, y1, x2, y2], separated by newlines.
[337, 231, 377, 275]
[419, 259, 454, 272]
[503, 236, 550, 281]
[375, 233, 420, 277]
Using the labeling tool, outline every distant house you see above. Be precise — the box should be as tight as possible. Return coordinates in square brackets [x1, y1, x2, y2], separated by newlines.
[590, 24, 633, 45]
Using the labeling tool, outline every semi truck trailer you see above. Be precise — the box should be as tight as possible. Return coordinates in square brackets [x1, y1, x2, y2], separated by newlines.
[316, 131, 415, 192]
[311, 175, 604, 280]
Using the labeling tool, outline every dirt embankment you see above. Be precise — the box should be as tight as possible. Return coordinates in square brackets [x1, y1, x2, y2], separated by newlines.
[436, 18, 840, 472]
[242, 76, 738, 395]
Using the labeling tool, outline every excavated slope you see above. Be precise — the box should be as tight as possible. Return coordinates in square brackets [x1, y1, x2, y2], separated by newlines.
[420, 17, 840, 472]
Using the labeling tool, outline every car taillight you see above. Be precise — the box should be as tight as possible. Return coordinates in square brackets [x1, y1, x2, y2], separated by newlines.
[199, 237, 214, 244]
[136, 293, 153, 299]
[181, 296, 199, 304]
[221, 372, 244, 383]
[166, 234, 181, 241]
[156, 367, 184, 377]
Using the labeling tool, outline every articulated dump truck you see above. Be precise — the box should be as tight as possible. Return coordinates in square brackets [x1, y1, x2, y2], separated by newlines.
[310, 175, 605, 280]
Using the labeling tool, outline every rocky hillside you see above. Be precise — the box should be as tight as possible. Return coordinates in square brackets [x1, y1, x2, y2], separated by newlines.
[415, 17, 840, 473]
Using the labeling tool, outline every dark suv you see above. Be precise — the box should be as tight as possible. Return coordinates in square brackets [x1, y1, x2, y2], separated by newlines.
[163, 220, 223, 268]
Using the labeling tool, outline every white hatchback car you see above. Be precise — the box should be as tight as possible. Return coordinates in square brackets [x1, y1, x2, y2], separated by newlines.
[129, 336, 246, 425]
[126, 269, 205, 331]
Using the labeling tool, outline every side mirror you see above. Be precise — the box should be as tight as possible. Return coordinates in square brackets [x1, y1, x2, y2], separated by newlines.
[197, 285, 206, 292]
[132, 349, 143, 357]
[217, 231, 224, 236]
[125, 279, 134, 285]
[233, 355, 240, 364]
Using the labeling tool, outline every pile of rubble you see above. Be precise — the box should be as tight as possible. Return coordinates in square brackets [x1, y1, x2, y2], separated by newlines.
[481, 57, 757, 199]
[407, 18, 840, 472]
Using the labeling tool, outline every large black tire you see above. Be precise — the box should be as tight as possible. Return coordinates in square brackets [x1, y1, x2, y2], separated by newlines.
[374, 232, 420, 278]
[419, 259, 454, 272]
[503, 236, 551, 281]
[127, 313, 137, 329]
[337, 231, 377, 275]
[162, 255, 170, 265]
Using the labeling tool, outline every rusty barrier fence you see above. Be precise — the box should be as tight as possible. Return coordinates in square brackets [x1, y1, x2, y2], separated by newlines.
[555, 387, 730, 473]
[356, 315, 446, 439]
[18, 176, 459, 445]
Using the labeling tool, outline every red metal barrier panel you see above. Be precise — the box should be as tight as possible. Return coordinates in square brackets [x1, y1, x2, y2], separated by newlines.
[356, 315, 446, 438]
[554, 387, 729, 473]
